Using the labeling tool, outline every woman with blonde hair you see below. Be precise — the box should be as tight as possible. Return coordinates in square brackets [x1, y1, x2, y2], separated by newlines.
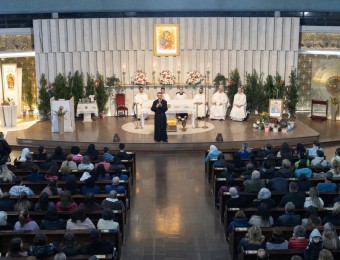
[0, 164, 15, 183]
[14, 192, 33, 211]
[237, 226, 266, 254]
[304, 187, 324, 209]
[60, 155, 77, 171]
[318, 249, 334, 260]
[322, 222, 340, 251]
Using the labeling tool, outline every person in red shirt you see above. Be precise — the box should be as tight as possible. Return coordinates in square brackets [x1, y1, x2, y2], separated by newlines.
[288, 225, 309, 249]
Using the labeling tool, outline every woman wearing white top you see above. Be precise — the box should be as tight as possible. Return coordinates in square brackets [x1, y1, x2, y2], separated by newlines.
[78, 155, 94, 171]
[18, 148, 30, 162]
[97, 209, 119, 231]
[304, 187, 324, 209]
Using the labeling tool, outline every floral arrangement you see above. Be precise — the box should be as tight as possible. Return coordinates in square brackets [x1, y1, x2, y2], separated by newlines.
[54, 106, 68, 117]
[326, 76, 340, 94]
[186, 71, 203, 85]
[131, 70, 148, 85]
[159, 70, 176, 85]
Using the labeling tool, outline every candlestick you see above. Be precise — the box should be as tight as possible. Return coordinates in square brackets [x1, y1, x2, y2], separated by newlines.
[122, 72, 126, 85]
[177, 71, 181, 84]
[206, 71, 210, 84]
[152, 71, 156, 85]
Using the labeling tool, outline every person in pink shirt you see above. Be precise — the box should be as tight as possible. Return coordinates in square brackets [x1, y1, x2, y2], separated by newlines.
[95, 155, 110, 171]
[56, 191, 78, 212]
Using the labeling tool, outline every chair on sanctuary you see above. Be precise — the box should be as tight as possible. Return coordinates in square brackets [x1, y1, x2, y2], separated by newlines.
[116, 93, 128, 117]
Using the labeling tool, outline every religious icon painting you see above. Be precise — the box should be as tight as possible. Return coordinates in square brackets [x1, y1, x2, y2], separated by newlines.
[153, 24, 180, 56]
[269, 99, 283, 118]
[2, 64, 17, 90]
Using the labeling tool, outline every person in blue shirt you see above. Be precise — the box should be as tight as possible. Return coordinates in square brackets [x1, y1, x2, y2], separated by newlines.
[27, 166, 44, 182]
[294, 159, 312, 178]
[308, 141, 323, 158]
[316, 173, 337, 191]
[9, 177, 35, 196]
[104, 176, 125, 194]
[102, 147, 114, 162]
[238, 142, 252, 159]
[205, 145, 221, 163]
[81, 176, 100, 194]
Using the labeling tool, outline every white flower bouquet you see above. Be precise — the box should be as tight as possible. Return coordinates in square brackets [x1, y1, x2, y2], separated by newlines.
[131, 70, 148, 85]
[159, 70, 176, 85]
[186, 71, 203, 85]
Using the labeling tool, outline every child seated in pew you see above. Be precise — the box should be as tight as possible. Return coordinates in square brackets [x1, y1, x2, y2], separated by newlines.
[304, 228, 323, 260]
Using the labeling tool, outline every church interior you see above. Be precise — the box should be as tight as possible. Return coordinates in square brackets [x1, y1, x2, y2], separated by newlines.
[1, 1, 340, 259]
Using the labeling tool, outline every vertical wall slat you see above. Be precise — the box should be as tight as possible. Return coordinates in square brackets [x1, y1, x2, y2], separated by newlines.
[33, 20, 42, 53]
[47, 53, 55, 80]
[56, 53, 64, 75]
[194, 18, 202, 50]
[291, 18, 300, 51]
[99, 18, 108, 51]
[227, 18, 234, 50]
[72, 52, 80, 73]
[41, 20, 51, 53]
[218, 18, 226, 50]
[80, 52, 89, 75]
[83, 19, 92, 52]
[108, 19, 116, 51]
[131, 18, 140, 51]
[91, 19, 100, 51]
[75, 19, 84, 52]
[283, 18, 292, 51]
[104, 51, 113, 77]
[234, 18, 242, 51]
[269, 51, 278, 77]
[274, 18, 283, 51]
[242, 18, 250, 51]
[64, 53, 72, 75]
[88, 52, 97, 75]
[66, 19, 75, 52]
[211, 18, 218, 50]
[266, 18, 274, 51]
[258, 18, 266, 50]
[58, 20, 67, 52]
[124, 18, 131, 51]
[50, 19, 59, 53]
[261, 51, 269, 78]
[116, 19, 124, 51]
[187, 18, 194, 50]
[203, 18, 210, 50]
[249, 18, 258, 51]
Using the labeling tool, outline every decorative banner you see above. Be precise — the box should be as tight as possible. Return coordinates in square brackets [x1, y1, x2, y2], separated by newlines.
[2, 64, 17, 91]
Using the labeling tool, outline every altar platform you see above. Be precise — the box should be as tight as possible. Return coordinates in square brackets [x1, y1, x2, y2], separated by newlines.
[5, 114, 323, 152]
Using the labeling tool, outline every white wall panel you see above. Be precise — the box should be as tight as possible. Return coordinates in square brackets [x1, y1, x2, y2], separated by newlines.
[242, 18, 250, 51]
[283, 18, 292, 51]
[34, 17, 300, 91]
[227, 18, 234, 50]
[99, 19, 108, 51]
[107, 19, 116, 51]
[33, 20, 42, 53]
[66, 19, 75, 52]
[75, 19, 84, 52]
[249, 18, 258, 51]
[83, 19, 92, 51]
[258, 18, 266, 50]
[234, 18, 242, 50]
[41, 20, 51, 53]
[50, 19, 59, 53]
[274, 18, 283, 51]
[91, 19, 100, 51]
[80, 52, 89, 75]
[218, 18, 226, 50]
[266, 18, 274, 51]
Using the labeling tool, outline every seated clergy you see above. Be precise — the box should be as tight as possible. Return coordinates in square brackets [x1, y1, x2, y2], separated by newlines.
[230, 87, 247, 121]
[210, 84, 230, 120]
[175, 87, 188, 120]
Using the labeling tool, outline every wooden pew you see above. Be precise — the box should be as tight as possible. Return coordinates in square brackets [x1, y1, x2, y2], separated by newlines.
[5, 210, 125, 242]
[229, 226, 337, 260]
[1, 179, 131, 206]
[219, 191, 339, 223]
[0, 229, 121, 259]
[0, 255, 114, 260]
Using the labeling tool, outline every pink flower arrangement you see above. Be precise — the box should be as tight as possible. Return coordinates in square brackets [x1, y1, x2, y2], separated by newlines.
[159, 70, 176, 85]
[186, 71, 203, 85]
[131, 70, 148, 85]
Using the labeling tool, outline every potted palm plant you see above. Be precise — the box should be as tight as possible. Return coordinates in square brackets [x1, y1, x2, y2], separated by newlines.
[23, 71, 36, 116]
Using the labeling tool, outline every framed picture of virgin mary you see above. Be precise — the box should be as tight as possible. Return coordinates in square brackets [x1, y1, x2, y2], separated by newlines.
[153, 24, 180, 56]
[269, 99, 283, 118]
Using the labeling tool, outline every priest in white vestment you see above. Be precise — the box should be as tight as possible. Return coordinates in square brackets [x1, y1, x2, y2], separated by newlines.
[210, 85, 229, 120]
[230, 87, 247, 121]
[175, 87, 188, 119]
[134, 86, 149, 119]
[193, 87, 206, 118]
[161, 87, 171, 101]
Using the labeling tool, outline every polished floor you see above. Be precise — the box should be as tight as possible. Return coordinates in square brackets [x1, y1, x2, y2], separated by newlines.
[121, 152, 229, 260]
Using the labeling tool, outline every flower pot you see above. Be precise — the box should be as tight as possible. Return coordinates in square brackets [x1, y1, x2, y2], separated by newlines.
[281, 128, 288, 133]
[264, 127, 270, 132]
[58, 116, 64, 134]
[331, 104, 339, 121]
[28, 109, 34, 117]
[273, 127, 279, 133]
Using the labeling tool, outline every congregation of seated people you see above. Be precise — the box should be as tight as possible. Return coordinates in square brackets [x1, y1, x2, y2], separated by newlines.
[0, 138, 130, 258]
[208, 142, 340, 260]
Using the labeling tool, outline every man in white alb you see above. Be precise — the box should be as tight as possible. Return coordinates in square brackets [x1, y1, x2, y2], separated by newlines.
[210, 84, 229, 120]
[230, 87, 247, 121]
[175, 87, 188, 120]
[161, 87, 171, 101]
[193, 87, 206, 118]
[134, 86, 149, 119]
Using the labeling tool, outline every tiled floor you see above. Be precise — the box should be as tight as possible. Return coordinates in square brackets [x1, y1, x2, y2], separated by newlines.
[121, 152, 230, 260]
